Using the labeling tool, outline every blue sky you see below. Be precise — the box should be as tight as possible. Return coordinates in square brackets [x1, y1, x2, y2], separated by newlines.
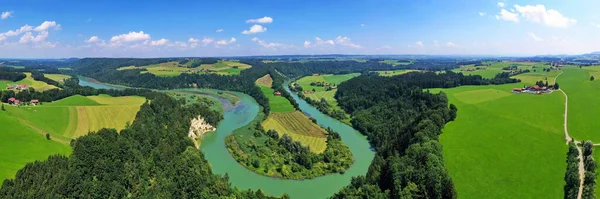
[0, 0, 599, 58]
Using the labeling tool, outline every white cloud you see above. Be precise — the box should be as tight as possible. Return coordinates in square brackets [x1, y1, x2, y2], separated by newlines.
[446, 42, 458, 47]
[303, 41, 312, 48]
[514, 4, 577, 28]
[251, 37, 289, 48]
[1, 11, 13, 19]
[304, 37, 335, 48]
[498, 2, 505, 7]
[34, 21, 60, 31]
[85, 36, 100, 43]
[591, 22, 600, 28]
[479, 12, 486, 16]
[19, 31, 49, 44]
[150, 38, 169, 46]
[216, 37, 237, 45]
[335, 36, 362, 48]
[4, 25, 33, 36]
[188, 37, 200, 43]
[416, 41, 424, 47]
[242, 24, 267, 34]
[528, 32, 543, 41]
[360, 24, 365, 27]
[246, 16, 273, 24]
[496, 9, 520, 22]
[110, 31, 151, 43]
[202, 38, 214, 45]
[216, 29, 224, 32]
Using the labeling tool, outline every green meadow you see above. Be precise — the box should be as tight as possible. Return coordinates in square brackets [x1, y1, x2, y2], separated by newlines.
[258, 85, 295, 112]
[1, 94, 145, 181]
[0, 112, 72, 182]
[559, 66, 600, 142]
[0, 72, 58, 91]
[296, 73, 359, 123]
[435, 68, 567, 198]
[452, 61, 549, 79]
[117, 60, 251, 77]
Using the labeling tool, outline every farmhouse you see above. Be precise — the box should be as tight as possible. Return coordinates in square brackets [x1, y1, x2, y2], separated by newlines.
[8, 97, 15, 103]
[16, 84, 28, 90]
[30, 99, 39, 105]
[312, 73, 319, 76]
[274, 91, 282, 96]
[513, 85, 552, 94]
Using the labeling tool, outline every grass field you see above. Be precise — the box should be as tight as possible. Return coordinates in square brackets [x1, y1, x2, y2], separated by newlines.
[256, 74, 273, 87]
[256, 74, 295, 112]
[45, 74, 71, 82]
[117, 60, 252, 76]
[452, 61, 549, 79]
[0, 113, 71, 182]
[262, 111, 328, 153]
[3, 95, 145, 143]
[435, 83, 567, 198]
[0, 72, 58, 91]
[375, 69, 419, 77]
[559, 66, 600, 143]
[296, 73, 359, 123]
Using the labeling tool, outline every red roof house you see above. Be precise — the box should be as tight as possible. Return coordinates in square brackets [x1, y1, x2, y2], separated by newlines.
[13, 100, 20, 104]
[533, 85, 540, 90]
[8, 97, 16, 102]
[31, 99, 39, 104]
[274, 91, 282, 96]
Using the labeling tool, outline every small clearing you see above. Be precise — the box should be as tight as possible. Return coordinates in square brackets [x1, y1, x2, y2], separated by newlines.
[256, 74, 273, 87]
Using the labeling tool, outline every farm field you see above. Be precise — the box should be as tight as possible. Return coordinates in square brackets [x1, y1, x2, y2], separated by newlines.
[453, 61, 548, 79]
[256, 74, 295, 112]
[296, 73, 359, 102]
[296, 73, 359, 122]
[3, 94, 145, 143]
[435, 80, 566, 198]
[117, 60, 251, 76]
[45, 74, 71, 83]
[375, 69, 419, 77]
[0, 72, 58, 91]
[262, 111, 328, 153]
[0, 112, 71, 182]
[559, 66, 600, 142]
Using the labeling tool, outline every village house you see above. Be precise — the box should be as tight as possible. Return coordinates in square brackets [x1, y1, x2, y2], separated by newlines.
[6, 85, 15, 90]
[312, 73, 319, 76]
[273, 91, 282, 96]
[8, 97, 16, 103]
[16, 84, 28, 90]
[30, 99, 39, 105]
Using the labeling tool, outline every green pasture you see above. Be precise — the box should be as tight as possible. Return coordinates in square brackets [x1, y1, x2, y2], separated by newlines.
[435, 82, 566, 198]
[258, 85, 294, 112]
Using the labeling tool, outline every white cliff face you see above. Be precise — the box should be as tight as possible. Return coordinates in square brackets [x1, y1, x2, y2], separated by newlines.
[188, 117, 216, 148]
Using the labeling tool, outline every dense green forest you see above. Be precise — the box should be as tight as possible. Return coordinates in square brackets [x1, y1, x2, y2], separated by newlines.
[0, 70, 26, 82]
[0, 92, 286, 199]
[331, 73, 460, 198]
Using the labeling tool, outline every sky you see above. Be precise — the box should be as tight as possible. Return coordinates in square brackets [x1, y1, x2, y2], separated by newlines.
[0, 0, 599, 58]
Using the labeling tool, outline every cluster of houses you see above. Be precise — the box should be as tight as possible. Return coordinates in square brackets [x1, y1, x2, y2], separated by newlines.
[7, 97, 39, 106]
[6, 84, 29, 91]
[512, 85, 552, 94]
[463, 67, 485, 72]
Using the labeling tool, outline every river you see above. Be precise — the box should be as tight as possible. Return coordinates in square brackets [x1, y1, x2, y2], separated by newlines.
[79, 77, 375, 198]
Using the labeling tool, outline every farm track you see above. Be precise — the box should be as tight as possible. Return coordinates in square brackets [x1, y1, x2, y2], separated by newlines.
[555, 70, 585, 199]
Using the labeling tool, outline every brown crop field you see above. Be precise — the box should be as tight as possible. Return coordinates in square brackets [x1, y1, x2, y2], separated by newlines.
[256, 74, 273, 87]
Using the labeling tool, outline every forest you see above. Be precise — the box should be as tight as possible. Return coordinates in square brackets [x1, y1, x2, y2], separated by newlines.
[0, 91, 286, 198]
[330, 72, 467, 198]
[0, 69, 26, 82]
